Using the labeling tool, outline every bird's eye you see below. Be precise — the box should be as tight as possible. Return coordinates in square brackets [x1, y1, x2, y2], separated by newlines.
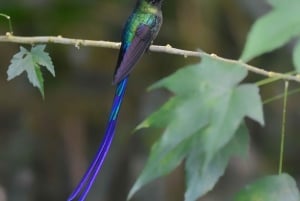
[149, 0, 158, 4]
[147, 0, 162, 5]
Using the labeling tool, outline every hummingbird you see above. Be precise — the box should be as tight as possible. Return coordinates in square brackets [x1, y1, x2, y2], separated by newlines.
[67, 0, 163, 200]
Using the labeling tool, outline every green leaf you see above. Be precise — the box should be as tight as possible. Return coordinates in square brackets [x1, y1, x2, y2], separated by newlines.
[240, 2, 300, 62]
[7, 47, 28, 80]
[34, 64, 45, 98]
[292, 40, 300, 72]
[7, 45, 55, 98]
[31, 45, 55, 76]
[185, 123, 249, 201]
[234, 173, 300, 201]
[129, 54, 264, 201]
[267, 0, 299, 8]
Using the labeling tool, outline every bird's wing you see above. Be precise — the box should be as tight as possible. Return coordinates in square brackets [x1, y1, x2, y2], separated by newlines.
[113, 24, 153, 84]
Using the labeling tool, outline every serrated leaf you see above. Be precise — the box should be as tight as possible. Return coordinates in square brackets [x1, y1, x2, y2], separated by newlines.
[34, 64, 45, 98]
[292, 40, 300, 72]
[129, 54, 264, 201]
[7, 45, 55, 97]
[185, 123, 249, 201]
[136, 97, 178, 129]
[234, 173, 300, 201]
[129, 97, 211, 199]
[240, 2, 300, 62]
[31, 45, 55, 76]
[7, 47, 29, 80]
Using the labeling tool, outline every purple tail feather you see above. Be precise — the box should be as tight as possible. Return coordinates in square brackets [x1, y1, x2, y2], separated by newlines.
[67, 78, 128, 201]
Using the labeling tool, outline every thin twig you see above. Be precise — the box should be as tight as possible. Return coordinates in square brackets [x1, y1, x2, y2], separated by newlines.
[278, 81, 289, 175]
[263, 87, 300, 104]
[0, 14, 13, 33]
[1, 33, 300, 83]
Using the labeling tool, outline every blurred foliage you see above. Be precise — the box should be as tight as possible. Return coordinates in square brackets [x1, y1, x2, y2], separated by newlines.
[129, 55, 264, 201]
[234, 173, 300, 201]
[0, 0, 300, 201]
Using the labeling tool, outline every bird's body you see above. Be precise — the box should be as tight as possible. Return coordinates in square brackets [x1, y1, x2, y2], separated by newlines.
[68, 0, 163, 201]
[113, 0, 163, 83]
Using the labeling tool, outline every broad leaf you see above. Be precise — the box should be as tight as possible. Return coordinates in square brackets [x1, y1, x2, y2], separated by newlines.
[234, 173, 300, 201]
[31, 45, 55, 76]
[128, 54, 264, 201]
[185, 123, 249, 201]
[7, 45, 55, 98]
[267, 0, 299, 8]
[240, 2, 300, 62]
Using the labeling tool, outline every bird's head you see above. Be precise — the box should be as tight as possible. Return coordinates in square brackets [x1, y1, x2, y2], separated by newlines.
[145, 0, 163, 7]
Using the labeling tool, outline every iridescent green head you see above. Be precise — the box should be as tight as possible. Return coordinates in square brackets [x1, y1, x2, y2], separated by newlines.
[146, 0, 163, 6]
[136, 0, 163, 8]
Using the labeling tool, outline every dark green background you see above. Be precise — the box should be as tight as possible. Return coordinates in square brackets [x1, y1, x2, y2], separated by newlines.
[0, 0, 299, 201]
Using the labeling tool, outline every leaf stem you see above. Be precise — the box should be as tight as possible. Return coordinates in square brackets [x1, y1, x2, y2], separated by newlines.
[263, 87, 300, 104]
[278, 81, 289, 175]
[0, 13, 13, 34]
[256, 71, 295, 87]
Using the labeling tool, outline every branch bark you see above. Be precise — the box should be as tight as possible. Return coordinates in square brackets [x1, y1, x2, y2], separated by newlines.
[1, 33, 300, 83]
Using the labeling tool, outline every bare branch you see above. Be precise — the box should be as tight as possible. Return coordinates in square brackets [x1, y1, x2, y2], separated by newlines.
[1, 33, 300, 83]
[0, 33, 121, 49]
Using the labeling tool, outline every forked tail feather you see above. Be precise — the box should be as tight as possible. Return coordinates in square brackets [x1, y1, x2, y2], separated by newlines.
[67, 78, 129, 201]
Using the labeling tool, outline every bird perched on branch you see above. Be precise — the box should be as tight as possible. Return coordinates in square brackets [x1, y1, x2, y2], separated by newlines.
[67, 0, 163, 200]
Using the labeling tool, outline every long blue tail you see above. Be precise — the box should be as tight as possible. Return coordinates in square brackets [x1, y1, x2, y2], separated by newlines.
[67, 78, 129, 201]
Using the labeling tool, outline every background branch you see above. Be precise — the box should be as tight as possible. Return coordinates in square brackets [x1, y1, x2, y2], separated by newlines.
[1, 33, 300, 83]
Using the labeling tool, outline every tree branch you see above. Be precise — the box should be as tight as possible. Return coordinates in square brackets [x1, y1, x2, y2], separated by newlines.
[1, 33, 300, 83]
